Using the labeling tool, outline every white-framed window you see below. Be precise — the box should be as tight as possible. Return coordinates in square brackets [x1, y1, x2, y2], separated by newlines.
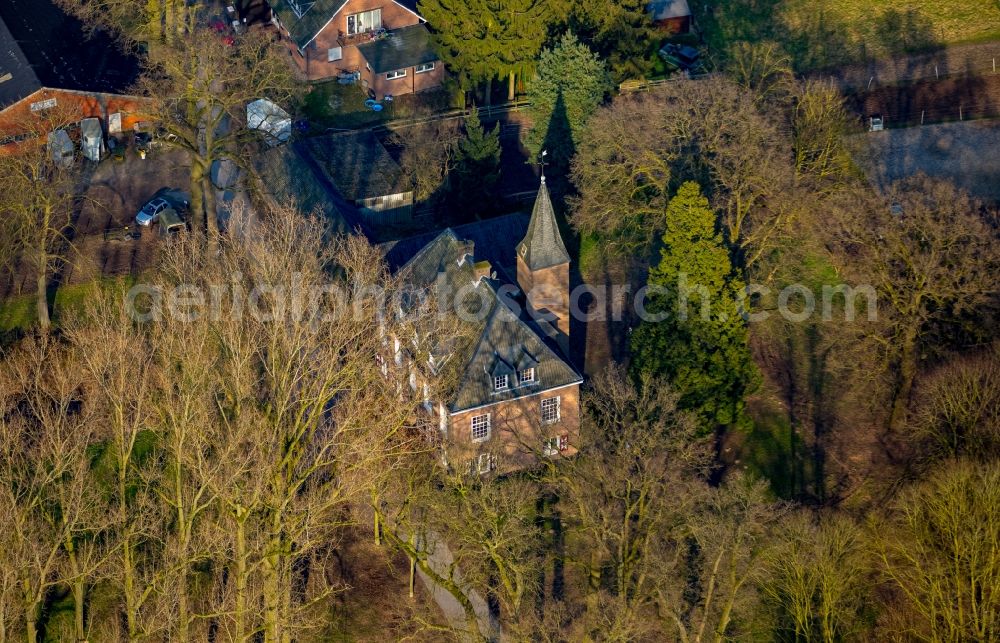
[415, 61, 435, 73]
[346, 8, 381, 35]
[30, 97, 57, 112]
[476, 453, 496, 474]
[327, 46, 343, 62]
[471, 414, 491, 442]
[386, 69, 407, 80]
[543, 435, 568, 456]
[518, 368, 535, 385]
[541, 397, 560, 424]
[493, 374, 509, 391]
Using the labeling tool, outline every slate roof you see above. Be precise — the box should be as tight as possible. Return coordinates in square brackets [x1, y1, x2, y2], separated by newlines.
[271, 0, 424, 49]
[449, 284, 581, 413]
[356, 24, 438, 73]
[391, 217, 580, 414]
[381, 213, 530, 274]
[0, 0, 141, 111]
[648, 0, 692, 20]
[254, 145, 351, 234]
[516, 178, 571, 271]
[301, 131, 411, 201]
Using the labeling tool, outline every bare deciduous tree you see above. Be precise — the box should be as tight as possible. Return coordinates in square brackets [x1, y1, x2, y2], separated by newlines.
[0, 106, 82, 328]
[872, 461, 1000, 641]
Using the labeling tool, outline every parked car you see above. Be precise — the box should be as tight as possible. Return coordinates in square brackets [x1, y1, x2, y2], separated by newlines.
[658, 43, 702, 72]
[47, 129, 74, 168]
[157, 208, 188, 237]
[135, 197, 171, 226]
[869, 115, 885, 131]
[80, 117, 104, 162]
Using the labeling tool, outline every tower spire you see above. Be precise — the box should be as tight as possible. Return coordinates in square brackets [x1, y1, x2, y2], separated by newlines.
[516, 175, 570, 271]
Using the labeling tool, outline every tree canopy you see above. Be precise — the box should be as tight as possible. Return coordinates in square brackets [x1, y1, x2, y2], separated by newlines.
[631, 181, 759, 429]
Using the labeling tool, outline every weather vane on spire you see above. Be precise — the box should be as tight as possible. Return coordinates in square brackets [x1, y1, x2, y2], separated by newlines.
[539, 149, 548, 184]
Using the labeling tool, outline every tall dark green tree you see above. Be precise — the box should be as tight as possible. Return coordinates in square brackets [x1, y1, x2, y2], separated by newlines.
[527, 33, 610, 191]
[452, 108, 502, 211]
[552, 0, 657, 81]
[418, 0, 553, 103]
[631, 181, 759, 429]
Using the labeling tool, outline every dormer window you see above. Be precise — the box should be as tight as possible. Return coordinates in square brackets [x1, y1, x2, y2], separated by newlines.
[493, 374, 509, 391]
[518, 368, 536, 385]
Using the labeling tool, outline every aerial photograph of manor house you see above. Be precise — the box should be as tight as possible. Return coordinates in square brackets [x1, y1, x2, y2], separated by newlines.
[0, 0, 998, 640]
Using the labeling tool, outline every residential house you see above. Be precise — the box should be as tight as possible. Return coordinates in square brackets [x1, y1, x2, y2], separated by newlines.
[301, 131, 414, 226]
[268, 0, 445, 97]
[0, 0, 143, 141]
[648, 0, 692, 34]
[383, 179, 582, 475]
[253, 144, 353, 234]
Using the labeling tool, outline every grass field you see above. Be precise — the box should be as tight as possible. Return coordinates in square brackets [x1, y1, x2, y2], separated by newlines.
[302, 82, 456, 130]
[699, 0, 1000, 70]
[0, 276, 136, 335]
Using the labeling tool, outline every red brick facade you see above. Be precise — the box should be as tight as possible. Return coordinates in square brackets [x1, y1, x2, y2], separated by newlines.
[446, 382, 581, 474]
[277, 0, 445, 97]
[0, 89, 149, 145]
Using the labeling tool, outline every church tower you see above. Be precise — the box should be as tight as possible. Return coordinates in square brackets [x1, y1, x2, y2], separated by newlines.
[516, 177, 571, 355]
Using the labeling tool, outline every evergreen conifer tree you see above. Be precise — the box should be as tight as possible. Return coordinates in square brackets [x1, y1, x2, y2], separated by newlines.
[418, 0, 552, 103]
[631, 181, 759, 430]
[452, 108, 502, 210]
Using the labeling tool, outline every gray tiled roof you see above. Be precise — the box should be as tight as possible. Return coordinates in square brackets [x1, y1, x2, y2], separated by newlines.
[253, 145, 351, 234]
[0, 0, 141, 110]
[449, 284, 580, 413]
[391, 225, 580, 413]
[301, 131, 411, 201]
[270, 0, 349, 49]
[356, 24, 438, 74]
[381, 213, 530, 273]
[516, 179, 571, 271]
[270, 0, 424, 49]
[648, 0, 691, 20]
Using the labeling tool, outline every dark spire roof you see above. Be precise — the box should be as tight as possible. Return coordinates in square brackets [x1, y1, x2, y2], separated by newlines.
[516, 178, 571, 271]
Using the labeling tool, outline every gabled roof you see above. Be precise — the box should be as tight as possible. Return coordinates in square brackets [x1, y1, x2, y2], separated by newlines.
[381, 213, 530, 274]
[648, 0, 692, 20]
[271, 0, 425, 49]
[356, 24, 437, 73]
[390, 225, 581, 414]
[449, 282, 580, 413]
[0, 0, 141, 111]
[301, 131, 411, 201]
[254, 145, 351, 234]
[516, 178, 571, 271]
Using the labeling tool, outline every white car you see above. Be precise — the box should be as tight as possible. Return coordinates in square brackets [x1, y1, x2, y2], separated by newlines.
[135, 197, 170, 226]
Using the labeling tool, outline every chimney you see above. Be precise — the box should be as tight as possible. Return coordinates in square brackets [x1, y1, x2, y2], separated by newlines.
[474, 259, 493, 282]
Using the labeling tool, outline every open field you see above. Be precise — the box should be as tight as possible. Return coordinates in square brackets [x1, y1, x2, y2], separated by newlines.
[700, 0, 1000, 70]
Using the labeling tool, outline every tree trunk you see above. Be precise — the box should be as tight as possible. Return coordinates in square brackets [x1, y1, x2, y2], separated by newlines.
[235, 518, 248, 643]
[23, 595, 38, 643]
[507, 71, 516, 102]
[190, 164, 207, 234]
[262, 538, 282, 643]
[484, 77, 493, 107]
[586, 548, 601, 613]
[123, 534, 139, 642]
[889, 327, 919, 431]
[35, 266, 49, 330]
[202, 174, 219, 237]
[72, 576, 85, 642]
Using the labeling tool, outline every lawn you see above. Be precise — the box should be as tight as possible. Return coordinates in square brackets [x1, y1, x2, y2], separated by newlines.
[698, 0, 1000, 70]
[301, 82, 457, 130]
[0, 276, 137, 335]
